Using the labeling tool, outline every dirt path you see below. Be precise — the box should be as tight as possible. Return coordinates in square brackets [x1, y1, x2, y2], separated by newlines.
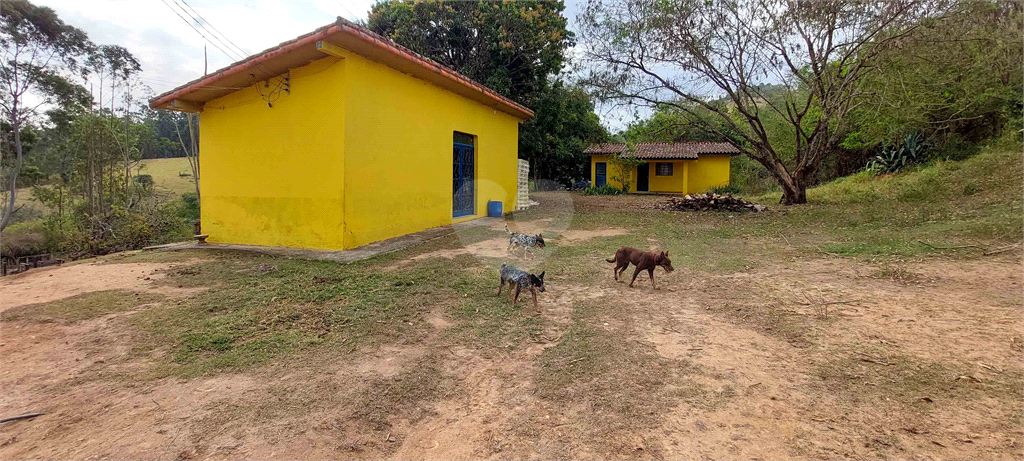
[1, 250, 1020, 460]
[0, 260, 204, 311]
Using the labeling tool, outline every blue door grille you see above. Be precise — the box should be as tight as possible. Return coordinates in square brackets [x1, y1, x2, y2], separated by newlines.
[595, 162, 607, 187]
[453, 142, 475, 217]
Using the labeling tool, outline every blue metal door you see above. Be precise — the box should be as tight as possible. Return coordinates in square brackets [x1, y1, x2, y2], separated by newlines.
[595, 162, 607, 187]
[453, 142, 474, 217]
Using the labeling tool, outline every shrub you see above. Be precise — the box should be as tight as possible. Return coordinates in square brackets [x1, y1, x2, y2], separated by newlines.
[583, 184, 624, 195]
[0, 220, 48, 259]
[866, 132, 930, 174]
[19, 165, 45, 186]
[708, 184, 741, 194]
[178, 192, 200, 221]
[135, 174, 154, 190]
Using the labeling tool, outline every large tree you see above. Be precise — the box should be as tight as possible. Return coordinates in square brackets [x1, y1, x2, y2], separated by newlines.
[368, 0, 572, 105]
[842, 1, 1023, 153]
[369, 0, 604, 185]
[579, 0, 939, 204]
[0, 0, 92, 229]
[519, 82, 607, 185]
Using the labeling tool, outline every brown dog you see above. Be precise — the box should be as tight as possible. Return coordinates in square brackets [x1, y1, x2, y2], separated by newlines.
[606, 247, 674, 288]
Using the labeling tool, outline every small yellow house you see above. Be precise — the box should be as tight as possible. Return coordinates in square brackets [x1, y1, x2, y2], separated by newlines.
[585, 142, 738, 194]
[150, 19, 533, 250]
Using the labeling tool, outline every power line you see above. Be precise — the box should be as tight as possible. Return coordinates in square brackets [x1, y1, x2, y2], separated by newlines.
[336, 0, 360, 22]
[159, 0, 243, 61]
[158, 0, 280, 92]
[159, 0, 290, 107]
[168, 0, 285, 86]
[175, 0, 250, 58]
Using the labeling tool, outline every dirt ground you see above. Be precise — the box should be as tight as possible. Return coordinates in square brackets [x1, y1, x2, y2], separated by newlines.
[1, 260, 205, 311]
[2, 208, 1022, 460]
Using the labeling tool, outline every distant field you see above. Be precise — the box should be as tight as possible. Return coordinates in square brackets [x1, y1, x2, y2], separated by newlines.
[139, 157, 196, 197]
[3, 157, 194, 223]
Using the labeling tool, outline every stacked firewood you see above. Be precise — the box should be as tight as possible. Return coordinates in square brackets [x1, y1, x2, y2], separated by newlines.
[650, 193, 767, 213]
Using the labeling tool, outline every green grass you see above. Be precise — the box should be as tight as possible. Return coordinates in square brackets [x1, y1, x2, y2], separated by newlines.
[2, 290, 164, 323]
[138, 157, 196, 197]
[125, 244, 542, 378]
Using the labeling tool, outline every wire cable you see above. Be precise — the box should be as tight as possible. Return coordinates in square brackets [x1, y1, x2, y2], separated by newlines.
[159, 0, 285, 101]
[335, 0, 360, 22]
[175, 0, 251, 57]
[159, 0, 243, 61]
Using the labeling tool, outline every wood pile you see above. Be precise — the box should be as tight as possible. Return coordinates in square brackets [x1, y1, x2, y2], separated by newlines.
[650, 193, 767, 213]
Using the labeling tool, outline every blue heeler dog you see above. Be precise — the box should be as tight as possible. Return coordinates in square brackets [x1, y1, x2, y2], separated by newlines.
[505, 224, 546, 258]
[498, 263, 546, 307]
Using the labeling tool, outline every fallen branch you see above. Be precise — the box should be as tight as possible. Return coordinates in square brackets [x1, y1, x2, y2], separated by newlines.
[798, 299, 861, 307]
[978, 362, 1004, 373]
[983, 241, 1023, 256]
[0, 412, 44, 424]
[858, 357, 894, 366]
[855, 352, 894, 366]
[918, 240, 981, 250]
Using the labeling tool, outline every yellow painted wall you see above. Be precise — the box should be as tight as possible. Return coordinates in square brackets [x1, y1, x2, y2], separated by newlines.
[590, 155, 731, 194]
[645, 161, 687, 193]
[590, 154, 636, 190]
[199, 57, 347, 250]
[199, 49, 522, 251]
[685, 155, 732, 194]
[339, 48, 521, 249]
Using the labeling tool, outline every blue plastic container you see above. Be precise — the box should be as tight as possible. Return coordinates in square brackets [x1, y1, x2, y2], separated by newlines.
[487, 200, 503, 217]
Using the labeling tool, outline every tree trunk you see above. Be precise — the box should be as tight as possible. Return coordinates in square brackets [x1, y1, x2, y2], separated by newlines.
[757, 153, 810, 206]
[780, 180, 808, 205]
[777, 164, 812, 205]
[0, 117, 24, 231]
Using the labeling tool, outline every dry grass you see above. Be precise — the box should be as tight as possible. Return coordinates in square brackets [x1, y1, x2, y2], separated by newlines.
[138, 157, 197, 197]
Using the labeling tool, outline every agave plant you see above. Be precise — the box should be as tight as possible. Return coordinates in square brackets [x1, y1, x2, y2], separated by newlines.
[866, 132, 930, 175]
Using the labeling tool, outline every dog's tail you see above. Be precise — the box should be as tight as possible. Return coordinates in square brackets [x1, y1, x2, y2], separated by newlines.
[504, 223, 511, 234]
[605, 257, 616, 263]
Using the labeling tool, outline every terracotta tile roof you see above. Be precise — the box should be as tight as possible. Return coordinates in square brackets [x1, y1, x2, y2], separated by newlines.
[150, 18, 533, 120]
[585, 142, 740, 159]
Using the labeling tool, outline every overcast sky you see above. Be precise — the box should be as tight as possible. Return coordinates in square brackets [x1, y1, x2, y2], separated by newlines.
[36, 0, 637, 131]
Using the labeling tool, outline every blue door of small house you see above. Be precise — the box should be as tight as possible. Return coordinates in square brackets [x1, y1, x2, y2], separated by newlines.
[452, 134, 475, 217]
[595, 162, 607, 187]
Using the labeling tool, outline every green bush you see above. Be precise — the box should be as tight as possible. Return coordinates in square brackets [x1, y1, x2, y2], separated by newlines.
[866, 132, 930, 174]
[582, 184, 624, 195]
[708, 184, 741, 194]
[19, 165, 45, 186]
[179, 192, 200, 221]
[0, 220, 48, 259]
[135, 174, 154, 190]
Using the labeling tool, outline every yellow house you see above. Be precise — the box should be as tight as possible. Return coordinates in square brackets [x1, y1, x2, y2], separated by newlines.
[150, 19, 533, 250]
[585, 143, 738, 194]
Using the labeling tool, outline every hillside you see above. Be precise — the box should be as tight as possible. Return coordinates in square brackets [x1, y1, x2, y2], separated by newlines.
[755, 146, 1023, 256]
[138, 157, 196, 197]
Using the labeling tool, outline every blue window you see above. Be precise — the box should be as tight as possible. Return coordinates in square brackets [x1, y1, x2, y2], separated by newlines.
[595, 162, 607, 187]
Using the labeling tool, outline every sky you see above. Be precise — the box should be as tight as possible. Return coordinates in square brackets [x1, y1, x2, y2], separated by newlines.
[36, 0, 637, 131]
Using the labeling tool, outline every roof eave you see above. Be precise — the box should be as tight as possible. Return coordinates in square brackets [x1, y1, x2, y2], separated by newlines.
[149, 18, 534, 121]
